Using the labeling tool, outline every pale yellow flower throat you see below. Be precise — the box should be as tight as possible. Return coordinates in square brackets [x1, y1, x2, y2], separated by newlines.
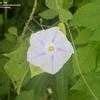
[48, 43, 55, 53]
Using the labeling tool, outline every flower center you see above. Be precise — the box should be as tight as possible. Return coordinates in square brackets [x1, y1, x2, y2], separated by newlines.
[48, 46, 55, 52]
[47, 43, 55, 53]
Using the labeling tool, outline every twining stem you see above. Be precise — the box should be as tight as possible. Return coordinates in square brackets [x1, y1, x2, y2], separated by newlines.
[67, 24, 98, 100]
[16, 0, 37, 95]
[8, 80, 10, 100]
[21, 0, 37, 37]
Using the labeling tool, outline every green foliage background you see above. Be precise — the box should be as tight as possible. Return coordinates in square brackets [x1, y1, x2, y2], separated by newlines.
[0, 0, 100, 100]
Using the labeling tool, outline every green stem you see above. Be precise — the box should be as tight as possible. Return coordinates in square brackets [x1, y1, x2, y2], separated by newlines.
[21, 0, 37, 37]
[8, 80, 10, 100]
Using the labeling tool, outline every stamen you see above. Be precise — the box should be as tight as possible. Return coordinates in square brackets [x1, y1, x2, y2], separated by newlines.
[48, 46, 55, 52]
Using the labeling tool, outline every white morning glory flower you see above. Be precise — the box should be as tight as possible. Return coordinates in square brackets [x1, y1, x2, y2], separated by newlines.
[27, 27, 74, 74]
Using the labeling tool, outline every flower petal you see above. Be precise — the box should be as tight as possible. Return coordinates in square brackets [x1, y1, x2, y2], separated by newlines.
[27, 46, 46, 66]
[54, 30, 74, 54]
[30, 30, 46, 46]
[52, 49, 73, 74]
[39, 54, 56, 74]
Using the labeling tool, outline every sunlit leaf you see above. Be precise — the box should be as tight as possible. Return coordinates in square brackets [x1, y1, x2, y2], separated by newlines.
[73, 3, 100, 29]
[8, 27, 18, 36]
[59, 9, 72, 23]
[58, 23, 66, 35]
[45, 0, 73, 10]
[4, 39, 29, 94]
[39, 9, 58, 20]
[29, 64, 43, 78]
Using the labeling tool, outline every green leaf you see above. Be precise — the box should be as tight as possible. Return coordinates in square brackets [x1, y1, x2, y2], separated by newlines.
[63, 0, 73, 9]
[75, 28, 93, 45]
[95, 48, 100, 72]
[45, 0, 73, 11]
[90, 28, 100, 42]
[54, 59, 73, 100]
[74, 0, 90, 7]
[69, 90, 93, 100]
[0, 14, 3, 25]
[59, 9, 72, 23]
[74, 0, 100, 8]
[16, 90, 34, 100]
[0, 55, 9, 96]
[4, 39, 29, 94]
[72, 72, 100, 99]
[39, 9, 58, 20]
[8, 27, 18, 36]
[90, 0, 100, 3]
[73, 3, 100, 29]
[73, 45, 96, 76]
[0, 31, 17, 54]
[58, 23, 66, 35]
[0, 38, 17, 54]
[24, 73, 54, 100]
[29, 64, 43, 78]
